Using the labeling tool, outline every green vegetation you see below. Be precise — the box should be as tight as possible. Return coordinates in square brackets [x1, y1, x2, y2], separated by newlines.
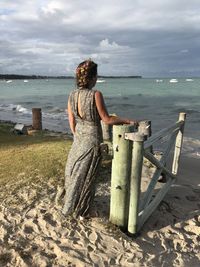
[0, 122, 72, 205]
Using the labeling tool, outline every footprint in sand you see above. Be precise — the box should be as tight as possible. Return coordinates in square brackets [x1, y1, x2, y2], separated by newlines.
[40, 208, 47, 214]
[0, 252, 12, 266]
[43, 213, 57, 227]
[24, 225, 34, 234]
[22, 219, 40, 234]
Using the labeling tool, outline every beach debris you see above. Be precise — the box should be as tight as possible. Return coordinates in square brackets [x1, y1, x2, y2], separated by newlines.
[13, 123, 28, 135]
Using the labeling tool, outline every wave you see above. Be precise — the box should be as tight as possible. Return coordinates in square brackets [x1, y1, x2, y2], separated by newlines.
[0, 104, 31, 115]
[18, 101, 38, 105]
[15, 105, 31, 114]
[47, 107, 64, 113]
[182, 137, 200, 159]
[44, 105, 54, 109]
[43, 112, 67, 120]
[0, 103, 67, 120]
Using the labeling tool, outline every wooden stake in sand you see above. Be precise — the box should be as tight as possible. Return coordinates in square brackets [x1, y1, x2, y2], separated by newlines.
[109, 124, 133, 230]
[124, 132, 146, 235]
[32, 108, 42, 130]
[172, 112, 186, 175]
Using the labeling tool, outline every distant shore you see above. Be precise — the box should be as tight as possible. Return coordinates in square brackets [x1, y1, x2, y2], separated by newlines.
[0, 74, 142, 80]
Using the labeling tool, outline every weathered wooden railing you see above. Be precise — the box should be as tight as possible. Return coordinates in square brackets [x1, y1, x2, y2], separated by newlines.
[109, 113, 186, 235]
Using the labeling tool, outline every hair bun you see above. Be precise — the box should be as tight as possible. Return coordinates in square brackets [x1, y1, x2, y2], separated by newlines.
[76, 60, 97, 89]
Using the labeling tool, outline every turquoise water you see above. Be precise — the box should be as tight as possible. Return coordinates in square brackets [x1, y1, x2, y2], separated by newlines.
[0, 78, 200, 140]
[1, 78, 200, 98]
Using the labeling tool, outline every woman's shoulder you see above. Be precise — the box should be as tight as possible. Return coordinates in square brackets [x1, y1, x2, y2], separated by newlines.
[93, 89, 102, 94]
[93, 89, 103, 98]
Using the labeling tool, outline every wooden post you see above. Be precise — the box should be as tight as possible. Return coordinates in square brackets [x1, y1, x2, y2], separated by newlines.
[32, 108, 42, 130]
[101, 121, 112, 142]
[172, 112, 186, 175]
[128, 133, 145, 235]
[138, 120, 151, 137]
[138, 120, 152, 153]
[109, 124, 134, 230]
[101, 114, 117, 142]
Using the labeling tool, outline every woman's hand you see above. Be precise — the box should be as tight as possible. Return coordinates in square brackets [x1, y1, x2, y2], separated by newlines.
[129, 120, 139, 125]
[129, 120, 139, 127]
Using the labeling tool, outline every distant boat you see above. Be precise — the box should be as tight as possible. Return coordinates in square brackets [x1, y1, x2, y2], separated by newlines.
[186, 78, 193, 82]
[24, 80, 29, 83]
[97, 79, 105, 83]
[169, 79, 178, 83]
[156, 79, 163, 83]
[6, 80, 13, 83]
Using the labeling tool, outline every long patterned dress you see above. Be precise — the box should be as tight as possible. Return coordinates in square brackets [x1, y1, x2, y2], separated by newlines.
[62, 88, 103, 217]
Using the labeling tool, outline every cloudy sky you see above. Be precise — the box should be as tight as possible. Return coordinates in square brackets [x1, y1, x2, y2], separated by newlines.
[0, 0, 200, 77]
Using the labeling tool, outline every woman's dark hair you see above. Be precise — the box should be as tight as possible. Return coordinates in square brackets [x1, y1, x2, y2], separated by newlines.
[76, 59, 97, 89]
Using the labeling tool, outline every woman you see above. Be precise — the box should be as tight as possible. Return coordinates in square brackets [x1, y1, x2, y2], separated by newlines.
[62, 59, 137, 218]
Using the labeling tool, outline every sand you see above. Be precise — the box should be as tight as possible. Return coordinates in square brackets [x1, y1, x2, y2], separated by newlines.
[0, 153, 199, 266]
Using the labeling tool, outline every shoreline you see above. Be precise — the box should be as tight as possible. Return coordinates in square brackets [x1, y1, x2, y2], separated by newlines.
[0, 118, 199, 160]
[0, 117, 72, 135]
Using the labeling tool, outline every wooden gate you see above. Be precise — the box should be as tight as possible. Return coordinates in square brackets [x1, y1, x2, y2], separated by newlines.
[109, 113, 186, 235]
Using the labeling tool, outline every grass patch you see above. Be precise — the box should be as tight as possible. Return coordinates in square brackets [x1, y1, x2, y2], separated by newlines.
[0, 122, 72, 205]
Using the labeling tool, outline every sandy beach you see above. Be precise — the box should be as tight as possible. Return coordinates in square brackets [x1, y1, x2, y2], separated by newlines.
[0, 124, 199, 267]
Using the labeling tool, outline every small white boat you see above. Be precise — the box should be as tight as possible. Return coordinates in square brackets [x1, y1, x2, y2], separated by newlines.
[169, 79, 178, 83]
[156, 79, 163, 83]
[24, 80, 29, 83]
[186, 78, 193, 82]
[97, 79, 105, 83]
[6, 80, 13, 83]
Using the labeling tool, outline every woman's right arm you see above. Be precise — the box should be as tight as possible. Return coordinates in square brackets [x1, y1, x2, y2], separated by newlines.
[95, 90, 137, 125]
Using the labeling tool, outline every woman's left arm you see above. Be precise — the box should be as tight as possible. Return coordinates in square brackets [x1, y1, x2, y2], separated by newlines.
[67, 99, 76, 134]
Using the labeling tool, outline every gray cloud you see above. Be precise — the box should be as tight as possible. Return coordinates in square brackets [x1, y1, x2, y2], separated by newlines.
[0, 0, 200, 76]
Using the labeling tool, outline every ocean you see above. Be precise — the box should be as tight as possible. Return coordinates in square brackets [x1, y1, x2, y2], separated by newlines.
[0, 78, 200, 157]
